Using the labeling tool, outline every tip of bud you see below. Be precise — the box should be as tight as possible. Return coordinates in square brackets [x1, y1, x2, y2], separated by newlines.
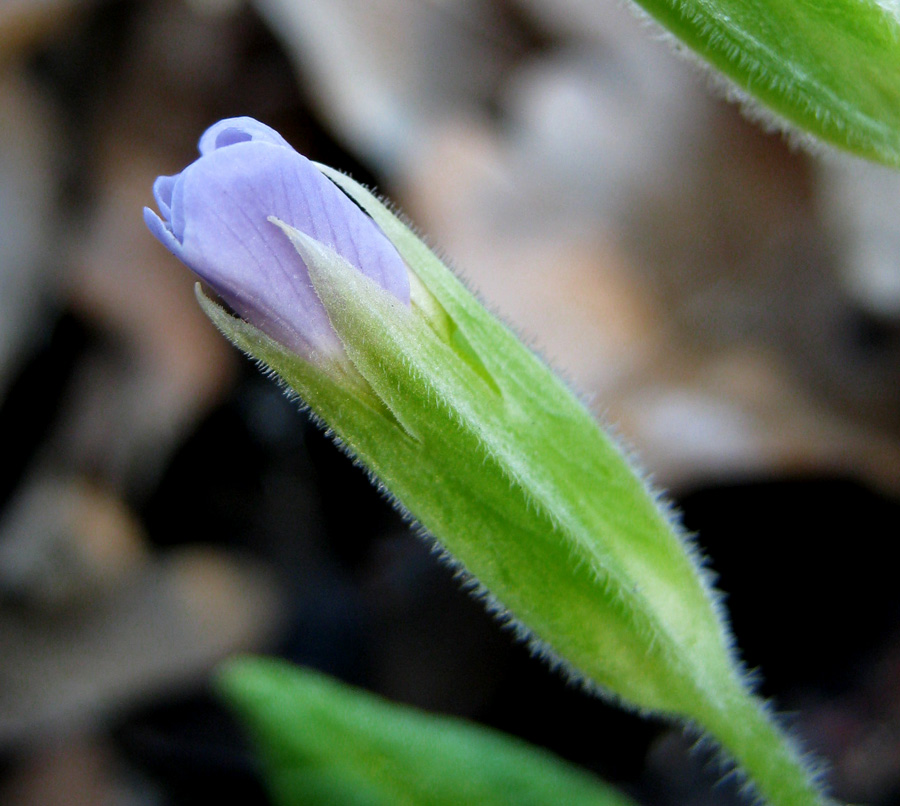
[144, 117, 410, 363]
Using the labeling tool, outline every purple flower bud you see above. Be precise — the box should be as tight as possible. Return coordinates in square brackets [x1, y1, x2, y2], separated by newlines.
[144, 117, 410, 360]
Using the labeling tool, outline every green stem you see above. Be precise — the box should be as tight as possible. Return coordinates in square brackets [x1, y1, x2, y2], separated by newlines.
[699, 685, 835, 806]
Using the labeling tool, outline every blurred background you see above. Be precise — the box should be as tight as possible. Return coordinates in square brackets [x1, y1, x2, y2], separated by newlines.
[1, 1, 900, 804]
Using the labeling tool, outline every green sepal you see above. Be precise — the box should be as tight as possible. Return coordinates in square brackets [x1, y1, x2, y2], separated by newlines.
[215, 656, 637, 806]
[198, 176, 831, 804]
[632, 0, 900, 166]
[308, 170, 736, 697]
[264, 212, 730, 712]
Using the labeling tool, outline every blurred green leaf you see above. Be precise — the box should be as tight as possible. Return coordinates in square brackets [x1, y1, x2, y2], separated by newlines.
[216, 657, 637, 806]
[632, 0, 900, 165]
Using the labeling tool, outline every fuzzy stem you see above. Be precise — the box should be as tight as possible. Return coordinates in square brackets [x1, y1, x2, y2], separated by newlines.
[698, 686, 835, 806]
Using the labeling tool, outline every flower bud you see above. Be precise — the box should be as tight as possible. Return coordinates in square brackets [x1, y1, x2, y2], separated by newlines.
[146, 120, 829, 806]
[143, 117, 410, 361]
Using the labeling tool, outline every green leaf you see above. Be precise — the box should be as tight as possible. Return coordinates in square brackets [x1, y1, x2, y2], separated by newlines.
[216, 656, 637, 806]
[630, 0, 900, 166]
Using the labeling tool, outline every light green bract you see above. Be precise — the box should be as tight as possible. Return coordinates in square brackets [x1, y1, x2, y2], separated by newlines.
[632, 0, 900, 165]
[216, 657, 636, 806]
[199, 167, 831, 805]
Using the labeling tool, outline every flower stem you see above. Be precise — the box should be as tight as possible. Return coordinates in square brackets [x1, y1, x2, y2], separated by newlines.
[698, 683, 835, 806]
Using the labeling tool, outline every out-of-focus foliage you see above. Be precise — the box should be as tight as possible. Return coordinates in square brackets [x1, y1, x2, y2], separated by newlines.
[218, 657, 637, 806]
[627, 0, 900, 166]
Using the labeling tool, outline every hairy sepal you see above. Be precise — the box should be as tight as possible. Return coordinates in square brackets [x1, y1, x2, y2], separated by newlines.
[300, 170, 739, 708]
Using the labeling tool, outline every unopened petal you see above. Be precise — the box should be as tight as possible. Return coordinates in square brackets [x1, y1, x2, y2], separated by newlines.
[169, 173, 187, 243]
[152, 175, 177, 222]
[143, 207, 184, 261]
[198, 117, 293, 156]
[174, 140, 409, 358]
